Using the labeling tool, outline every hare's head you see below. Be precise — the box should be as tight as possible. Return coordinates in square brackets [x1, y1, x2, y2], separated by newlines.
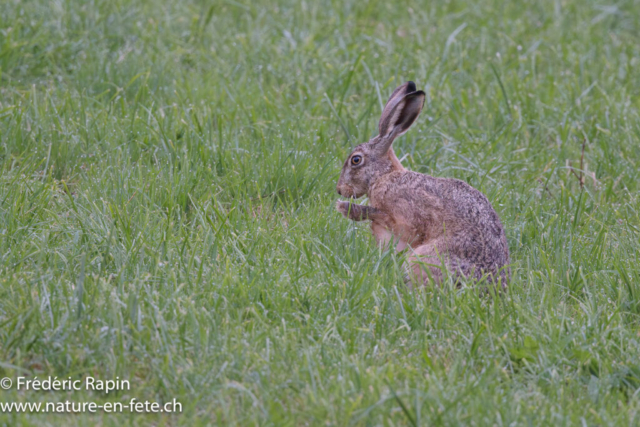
[336, 82, 425, 198]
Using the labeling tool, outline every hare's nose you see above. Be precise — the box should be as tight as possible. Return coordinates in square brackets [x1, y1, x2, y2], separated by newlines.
[336, 188, 341, 196]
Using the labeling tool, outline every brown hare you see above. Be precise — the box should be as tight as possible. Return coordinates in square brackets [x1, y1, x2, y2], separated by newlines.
[336, 81, 510, 288]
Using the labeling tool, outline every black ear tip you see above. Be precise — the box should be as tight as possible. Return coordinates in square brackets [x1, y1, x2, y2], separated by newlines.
[406, 81, 417, 92]
[406, 90, 426, 101]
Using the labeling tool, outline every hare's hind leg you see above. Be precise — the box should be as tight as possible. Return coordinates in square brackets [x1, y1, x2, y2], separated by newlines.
[404, 241, 449, 286]
[405, 245, 482, 288]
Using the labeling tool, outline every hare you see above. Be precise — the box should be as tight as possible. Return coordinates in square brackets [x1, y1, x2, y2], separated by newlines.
[336, 81, 510, 288]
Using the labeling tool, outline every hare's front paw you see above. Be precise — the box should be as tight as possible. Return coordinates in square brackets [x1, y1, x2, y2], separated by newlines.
[336, 200, 350, 218]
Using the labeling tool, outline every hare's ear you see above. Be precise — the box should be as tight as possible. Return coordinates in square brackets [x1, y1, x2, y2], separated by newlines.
[383, 81, 417, 112]
[378, 89, 426, 139]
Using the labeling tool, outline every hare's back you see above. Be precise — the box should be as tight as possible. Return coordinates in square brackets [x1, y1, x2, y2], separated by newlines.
[432, 177, 504, 235]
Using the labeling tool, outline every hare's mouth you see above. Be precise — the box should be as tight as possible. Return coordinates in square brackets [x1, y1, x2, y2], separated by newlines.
[339, 192, 364, 201]
[336, 184, 362, 199]
[338, 193, 359, 200]
[336, 188, 355, 198]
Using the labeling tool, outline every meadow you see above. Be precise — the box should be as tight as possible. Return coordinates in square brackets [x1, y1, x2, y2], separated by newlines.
[1, 0, 640, 425]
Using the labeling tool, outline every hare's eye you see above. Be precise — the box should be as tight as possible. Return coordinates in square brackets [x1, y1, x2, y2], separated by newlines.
[351, 155, 362, 166]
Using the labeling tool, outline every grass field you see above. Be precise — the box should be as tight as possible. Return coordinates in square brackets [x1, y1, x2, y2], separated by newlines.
[1, 0, 640, 425]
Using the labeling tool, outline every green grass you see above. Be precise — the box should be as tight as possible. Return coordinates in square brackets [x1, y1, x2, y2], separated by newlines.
[1, 0, 640, 424]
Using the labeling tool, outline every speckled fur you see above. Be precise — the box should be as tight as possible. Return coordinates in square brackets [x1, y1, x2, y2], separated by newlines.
[336, 82, 510, 288]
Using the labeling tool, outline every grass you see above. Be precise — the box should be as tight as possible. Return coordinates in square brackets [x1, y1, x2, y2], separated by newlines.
[1, 0, 640, 424]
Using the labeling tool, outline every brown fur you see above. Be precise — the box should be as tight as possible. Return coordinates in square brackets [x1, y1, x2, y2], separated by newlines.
[336, 82, 510, 288]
